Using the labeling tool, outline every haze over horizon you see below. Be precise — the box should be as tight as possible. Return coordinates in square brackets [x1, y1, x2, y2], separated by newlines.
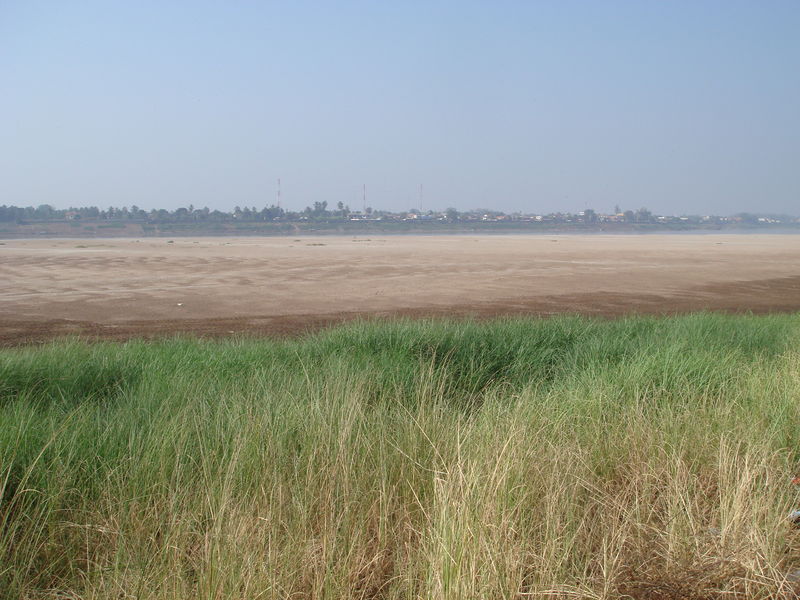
[1, 1, 798, 216]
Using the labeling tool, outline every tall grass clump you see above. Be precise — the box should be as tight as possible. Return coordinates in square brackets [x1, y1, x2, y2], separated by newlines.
[1, 312, 799, 599]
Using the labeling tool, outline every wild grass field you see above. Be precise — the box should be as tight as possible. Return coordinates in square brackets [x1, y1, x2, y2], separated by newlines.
[2, 313, 800, 599]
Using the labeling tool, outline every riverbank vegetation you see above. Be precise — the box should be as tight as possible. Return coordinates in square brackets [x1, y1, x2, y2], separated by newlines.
[2, 313, 800, 598]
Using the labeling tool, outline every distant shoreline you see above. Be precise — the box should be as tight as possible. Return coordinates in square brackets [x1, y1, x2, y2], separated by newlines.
[2, 221, 799, 239]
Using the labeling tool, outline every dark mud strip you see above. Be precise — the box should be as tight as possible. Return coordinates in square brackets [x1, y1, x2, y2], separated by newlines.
[1, 276, 798, 347]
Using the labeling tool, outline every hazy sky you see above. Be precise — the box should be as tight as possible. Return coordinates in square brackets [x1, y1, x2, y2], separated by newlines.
[1, 1, 798, 215]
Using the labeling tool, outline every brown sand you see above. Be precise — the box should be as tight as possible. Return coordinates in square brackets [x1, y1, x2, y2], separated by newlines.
[1, 234, 799, 345]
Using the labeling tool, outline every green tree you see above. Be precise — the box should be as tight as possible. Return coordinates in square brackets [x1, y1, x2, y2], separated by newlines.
[312, 201, 328, 217]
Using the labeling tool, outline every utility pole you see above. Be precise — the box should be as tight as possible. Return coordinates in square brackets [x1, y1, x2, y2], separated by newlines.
[276, 178, 281, 209]
[363, 184, 366, 213]
[419, 184, 423, 212]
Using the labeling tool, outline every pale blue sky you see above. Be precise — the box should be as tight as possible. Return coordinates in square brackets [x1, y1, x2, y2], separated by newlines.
[1, 1, 798, 214]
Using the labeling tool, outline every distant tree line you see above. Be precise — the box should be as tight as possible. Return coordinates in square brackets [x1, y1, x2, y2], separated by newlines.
[0, 203, 796, 226]
[0, 203, 288, 223]
[0, 202, 371, 224]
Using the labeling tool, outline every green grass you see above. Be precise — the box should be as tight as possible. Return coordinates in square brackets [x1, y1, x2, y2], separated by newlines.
[1, 313, 800, 599]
